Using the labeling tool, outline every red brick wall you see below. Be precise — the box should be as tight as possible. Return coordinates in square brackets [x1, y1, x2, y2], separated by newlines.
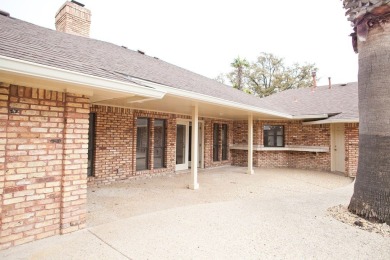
[232, 120, 262, 145]
[254, 121, 330, 146]
[232, 150, 288, 167]
[232, 120, 332, 172]
[88, 106, 178, 185]
[285, 122, 330, 146]
[288, 151, 330, 171]
[234, 120, 330, 146]
[0, 83, 89, 249]
[61, 93, 89, 234]
[232, 120, 248, 145]
[204, 119, 233, 168]
[89, 106, 134, 185]
[88, 107, 235, 184]
[254, 151, 289, 168]
[345, 123, 359, 177]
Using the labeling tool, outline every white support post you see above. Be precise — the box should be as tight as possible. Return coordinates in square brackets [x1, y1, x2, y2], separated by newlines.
[190, 105, 199, 190]
[247, 114, 254, 175]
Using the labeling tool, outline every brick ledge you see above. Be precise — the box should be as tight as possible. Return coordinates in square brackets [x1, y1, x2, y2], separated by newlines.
[230, 144, 329, 153]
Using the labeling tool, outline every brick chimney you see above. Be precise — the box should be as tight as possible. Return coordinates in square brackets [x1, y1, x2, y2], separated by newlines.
[55, 1, 91, 37]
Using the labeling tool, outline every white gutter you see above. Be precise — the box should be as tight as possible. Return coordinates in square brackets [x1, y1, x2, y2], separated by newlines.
[0, 55, 166, 99]
[303, 118, 359, 125]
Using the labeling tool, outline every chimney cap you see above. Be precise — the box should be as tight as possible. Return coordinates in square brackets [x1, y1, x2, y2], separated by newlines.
[0, 9, 10, 17]
[71, 0, 85, 7]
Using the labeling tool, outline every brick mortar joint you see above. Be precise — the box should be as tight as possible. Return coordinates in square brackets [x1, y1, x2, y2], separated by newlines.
[59, 93, 89, 231]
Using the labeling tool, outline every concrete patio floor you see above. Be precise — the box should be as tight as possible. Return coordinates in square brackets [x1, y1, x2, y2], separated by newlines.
[1, 167, 389, 259]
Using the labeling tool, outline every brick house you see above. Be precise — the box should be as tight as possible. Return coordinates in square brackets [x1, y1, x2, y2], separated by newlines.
[232, 82, 359, 177]
[0, 1, 358, 249]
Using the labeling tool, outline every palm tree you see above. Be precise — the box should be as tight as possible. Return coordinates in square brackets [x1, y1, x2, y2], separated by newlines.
[342, 0, 390, 224]
[230, 57, 249, 90]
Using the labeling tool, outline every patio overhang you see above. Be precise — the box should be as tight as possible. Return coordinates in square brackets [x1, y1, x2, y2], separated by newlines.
[93, 77, 294, 121]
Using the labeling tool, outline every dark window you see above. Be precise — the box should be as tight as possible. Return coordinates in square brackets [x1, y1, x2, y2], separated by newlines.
[87, 113, 96, 177]
[136, 118, 149, 170]
[176, 124, 186, 165]
[222, 124, 228, 160]
[154, 119, 166, 169]
[263, 125, 284, 147]
[213, 123, 220, 161]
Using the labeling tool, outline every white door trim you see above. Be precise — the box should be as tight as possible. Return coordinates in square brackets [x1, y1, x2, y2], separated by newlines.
[176, 120, 189, 171]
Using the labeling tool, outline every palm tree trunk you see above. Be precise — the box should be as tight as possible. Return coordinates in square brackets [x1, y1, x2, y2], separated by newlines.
[348, 21, 390, 224]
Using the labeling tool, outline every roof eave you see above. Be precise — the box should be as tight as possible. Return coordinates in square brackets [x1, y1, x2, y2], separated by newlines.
[0, 55, 166, 99]
[303, 118, 359, 125]
[130, 77, 293, 119]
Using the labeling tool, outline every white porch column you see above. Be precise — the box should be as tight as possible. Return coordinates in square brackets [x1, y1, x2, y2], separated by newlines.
[247, 114, 254, 174]
[190, 105, 199, 190]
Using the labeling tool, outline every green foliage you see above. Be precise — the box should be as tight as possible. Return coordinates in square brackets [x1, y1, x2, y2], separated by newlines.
[221, 52, 318, 97]
[227, 57, 249, 90]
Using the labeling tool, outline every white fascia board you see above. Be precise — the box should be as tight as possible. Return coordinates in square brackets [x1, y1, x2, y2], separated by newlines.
[0, 55, 166, 99]
[303, 118, 359, 125]
[130, 77, 293, 119]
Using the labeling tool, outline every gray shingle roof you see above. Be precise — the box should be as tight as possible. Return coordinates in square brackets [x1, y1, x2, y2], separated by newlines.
[0, 15, 358, 122]
[0, 15, 272, 111]
[257, 82, 358, 120]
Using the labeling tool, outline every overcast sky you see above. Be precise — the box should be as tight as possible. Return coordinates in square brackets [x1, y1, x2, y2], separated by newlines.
[1, 0, 358, 85]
